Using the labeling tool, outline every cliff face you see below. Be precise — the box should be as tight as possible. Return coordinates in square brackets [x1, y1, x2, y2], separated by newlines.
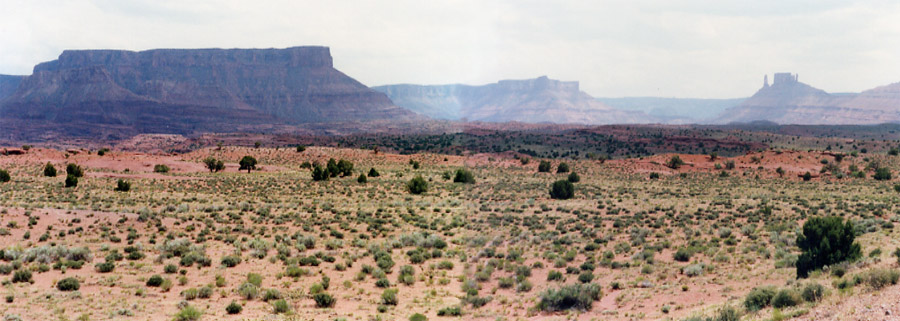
[374, 76, 653, 124]
[716, 73, 900, 125]
[0, 47, 415, 136]
[0, 75, 23, 100]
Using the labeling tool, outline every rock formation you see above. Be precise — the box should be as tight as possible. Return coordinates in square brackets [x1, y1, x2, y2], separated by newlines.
[374, 76, 654, 124]
[716, 73, 900, 125]
[0, 47, 416, 137]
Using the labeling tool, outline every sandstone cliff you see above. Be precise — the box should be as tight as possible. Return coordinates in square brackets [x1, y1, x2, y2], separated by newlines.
[374, 76, 654, 124]
[716, 73, 900, 125]
[0, 75, 23, 101]
[0, 47, 416, 136]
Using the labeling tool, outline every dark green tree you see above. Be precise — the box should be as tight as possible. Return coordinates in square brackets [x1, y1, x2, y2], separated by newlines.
[296, 145, 306, 153]
[239, 156, 257, 173]
[65, 174, 78, 188]
[796, 216, 861, 278]
[0, 169, 9, 183]
[357, 173, 367, 184]
[114, 179, 131, 192]
[549, 180, 574, 200]
[538, 160, 551, 173]
[43, 162, 57, 177]
[66, 163, 84, 178]
[203, 157, 219, 173]
[874, 167, 892, 181]
[337, 159, 354, 177]
[557, 162, 570, 173]
[453, 168, 475, 184]
[311, 164, 329, 181]
[802, 172, 812, 181]
[567, 172, 580, 183]
[407, 175, 428, 194]
[368, 168, 380, 177]
[666, 155, 685, 169]
[326, 158, 339, 177]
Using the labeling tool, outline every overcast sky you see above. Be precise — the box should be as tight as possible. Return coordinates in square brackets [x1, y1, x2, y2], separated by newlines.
[2, 0, 899, 98]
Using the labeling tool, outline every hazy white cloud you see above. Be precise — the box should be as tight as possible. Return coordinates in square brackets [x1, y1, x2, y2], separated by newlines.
[1, 0, 899, 98]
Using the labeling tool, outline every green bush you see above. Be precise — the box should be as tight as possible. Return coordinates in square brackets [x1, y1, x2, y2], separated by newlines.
[65, 163, 83, 177]
[557, 162, 569, 173]
[538, 160, 551, 172]
[0, 169, 9, 183]
[801, 283, 825, 302]
[381, 288, 399, 305]
[796, 216, 861, 278]
[114, 179, 130, 192]
[239, 156, 257, 173]
[549, 180, 574, 200]
[409, 313, 427, 321]
[537, 283, 602, 312]
[313, 292, 336, 308]
[368, 167, 380, 177]
[271, 299, 290, 313]
[874, 167, 892, 181]
[43, 162, 57, 177]
[221, 255, 241, 267]
[56, 277, 79, 291]
[11, 270, 30, 283]
[673, 248, 692, 262]
[567, 172, 580, 183]
[771, 289, 800, 308]
[864, 268, 900, 289]
[64, 174, 78, 188]
[666, 155, 685, 169]
[173, 305, 201, 321]
[226, 301, 242, 314]
[743, 286, 775, 311]
[95, 262, 114, 273]
[453, 168, 475, 184]
[357, 173, 367, 183]
[407, 175, 428, 194]
[437, 306, 462, 316]
[153, 164, 169, 173]
[146, 275, 164, 287]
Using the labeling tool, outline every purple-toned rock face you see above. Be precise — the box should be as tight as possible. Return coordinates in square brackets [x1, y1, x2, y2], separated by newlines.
[0, 47, 414, 136]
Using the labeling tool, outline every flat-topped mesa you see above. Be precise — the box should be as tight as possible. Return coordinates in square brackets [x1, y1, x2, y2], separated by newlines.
[34, 46, 334, 72]
[496, 76, 579, 92]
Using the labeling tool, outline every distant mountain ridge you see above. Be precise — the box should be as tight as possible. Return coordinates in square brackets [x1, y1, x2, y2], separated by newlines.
[0, 46, 416, 137]
[374, 76, 655, 124]
[717, 73, 900, 125]
[596, 97, 745, 123]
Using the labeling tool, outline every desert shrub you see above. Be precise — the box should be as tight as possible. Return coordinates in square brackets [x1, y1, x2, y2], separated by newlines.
[336, 159, 354, 177]
[666, 155, 685, 169]
[43, 163, 57, 177]
[153, 164, 169, 173]
[538, 160, 551, 172]
[65, 163, 83, 177]
[173, 305, 201, 321]
[198, 286, 212, 298]
[437, 306, 462, 316]
[557, 162, 569, 173]
[796, 216, 861, 278]
[537, 283, 602, 312]
[11, 270, 30, 283]
[313, 292, 336, 308]
[182, 288, 199, 300]
[56, 277, 79, 291]
[863, 268, 900, 289]
[453, 168, 475, 184]
[219, 254, 240, 268]
[683, 264, 704, 277]
[743, 286, 775, 311]
[247, 273, 263, 287]
[114, 179, 131, 192]
[271, 299, 290, 313]
[801, 283, 825, 302]
[407, 175, 428, 194]
[724, 160, 735, 170]
[771, 289, 800, 308]
[381, 288, 399, 305]
[0, 170, 9, 183]
[874, 167, 892, 180]
[409, 313, 427, 321]
[549, 180, 574, 199]
[649, 172, 660, 179]
[674, 248, 692, 262]
[95, 262, 114, 273]
[226, 301, 242, 314]
[547, 270, 563, 281]
[238, 282, 259, 300]
[64, 174, 78, 188]
[712, 306, 740, 321]
[262, 288, 282, 301]
[357, 173, 367, 183]
[368, 167, 380, 177]
[146, 275, 164, 287]
[239, 156, 257, 173]
[567, 172, 580, 183]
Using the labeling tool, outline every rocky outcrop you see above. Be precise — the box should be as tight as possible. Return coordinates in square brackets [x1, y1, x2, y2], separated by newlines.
[716, 73, 900, 125]
[374, 76, 654, 124]
[0, 47, 416, 136]
[0, 75, 23, 100]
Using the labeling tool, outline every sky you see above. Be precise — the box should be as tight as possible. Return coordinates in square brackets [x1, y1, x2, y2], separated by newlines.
[1, 0, 900, 98]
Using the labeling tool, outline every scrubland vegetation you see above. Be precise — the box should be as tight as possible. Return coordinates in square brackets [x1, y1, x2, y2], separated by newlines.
[0, 134, 898, 320]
